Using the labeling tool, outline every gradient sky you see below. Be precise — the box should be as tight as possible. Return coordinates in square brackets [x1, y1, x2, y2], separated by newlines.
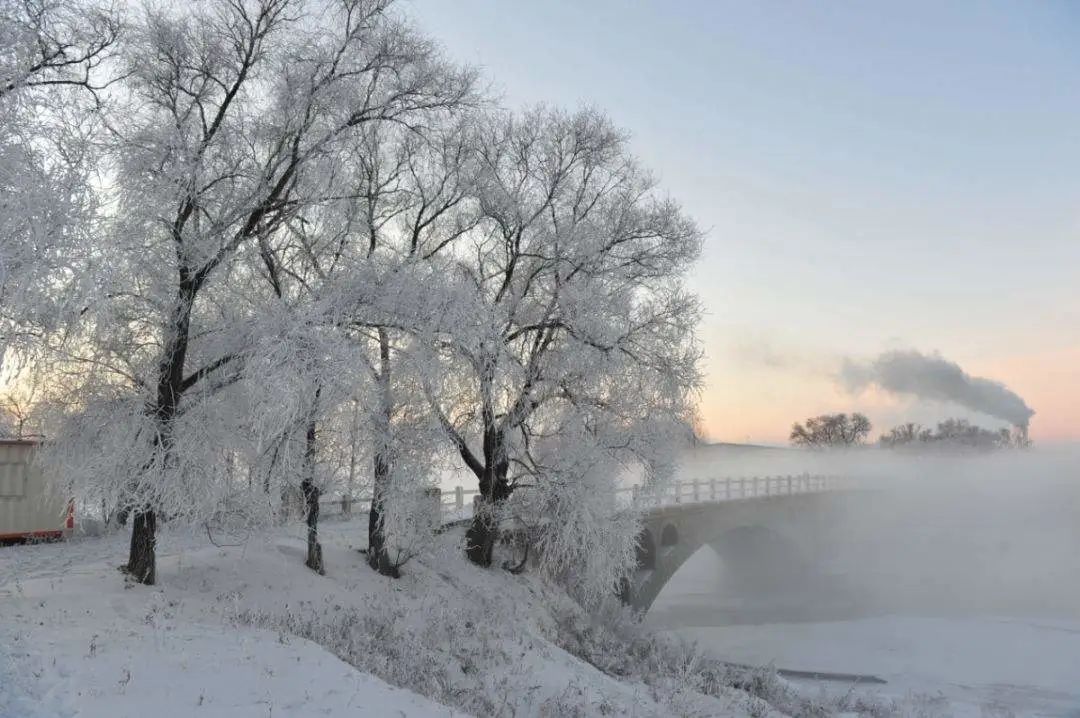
[406, 0, 1080, 444]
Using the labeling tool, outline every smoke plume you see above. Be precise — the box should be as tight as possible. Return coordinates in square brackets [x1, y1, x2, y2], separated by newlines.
[840, 350, 1035, 429]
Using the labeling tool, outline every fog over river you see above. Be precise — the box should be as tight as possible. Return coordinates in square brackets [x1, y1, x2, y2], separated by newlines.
[647, 445, 1080, 717]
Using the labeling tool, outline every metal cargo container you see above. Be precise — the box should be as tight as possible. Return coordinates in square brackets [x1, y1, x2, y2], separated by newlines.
[0, 440, 72, 541]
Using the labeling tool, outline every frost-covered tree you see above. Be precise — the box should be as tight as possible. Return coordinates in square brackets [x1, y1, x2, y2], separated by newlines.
[0, 372, 41, 439]
[878, 422, 932, 447]
[247, 113, 480, 576]
[423, 107, 702, 573]
[42, 0, 474, 584]
[345, 122, 481, 576]
[0, 0, 121, 99]
[20, 2, 704, 601]
[790, 412, 871, 449]
[880, 418, 1025, 451]
[0, 0, 119, 369]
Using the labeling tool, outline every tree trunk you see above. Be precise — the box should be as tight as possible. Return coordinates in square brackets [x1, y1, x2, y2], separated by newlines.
[125, 509, 156, 584]
[465, 427, 511, 566]
[302, 477, 323, 574]
[302, 411, 324, 575]
[464, 515, 495, 566]
[367, 328, 400, 577]
[125, 279, 195, 585]
[465, 490, 507, 566]
[366, 453, 400, 578]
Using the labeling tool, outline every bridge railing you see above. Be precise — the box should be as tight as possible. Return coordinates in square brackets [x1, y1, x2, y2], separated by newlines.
[318, 485, 482, 523]
[316, 474, 845, 523]
[617, 473, 847, 508]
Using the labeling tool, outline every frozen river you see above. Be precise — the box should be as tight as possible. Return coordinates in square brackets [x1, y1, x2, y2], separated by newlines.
[648, 546, 1080, 717]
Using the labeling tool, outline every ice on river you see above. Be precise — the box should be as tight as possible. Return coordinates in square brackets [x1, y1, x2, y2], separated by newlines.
[651, 545, 1080, 717]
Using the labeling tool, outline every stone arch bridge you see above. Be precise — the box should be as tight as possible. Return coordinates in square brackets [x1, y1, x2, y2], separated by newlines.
[620, 475, 858, 612]
[317, 473, 863, 614]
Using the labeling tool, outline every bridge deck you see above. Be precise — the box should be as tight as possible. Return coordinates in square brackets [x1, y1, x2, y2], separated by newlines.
[317, 473, 848, 524]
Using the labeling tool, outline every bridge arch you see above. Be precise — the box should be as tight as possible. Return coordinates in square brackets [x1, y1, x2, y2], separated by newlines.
[622, 491, 846, 612]
[706, 525, 809, 592]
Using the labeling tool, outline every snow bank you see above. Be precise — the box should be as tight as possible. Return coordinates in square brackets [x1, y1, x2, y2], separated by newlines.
[0, 521, 769, 717]
[0, 529, 461, 717]
[1, 518, 940, 717]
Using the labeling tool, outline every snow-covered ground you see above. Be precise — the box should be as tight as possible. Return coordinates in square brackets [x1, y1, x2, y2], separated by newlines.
[0, 519, 776, 718]
[672, 616, 1080, 717]
[9, 474, 1076, 718]
[0, 526, 462, 718]
[650, 546, 1080, 717]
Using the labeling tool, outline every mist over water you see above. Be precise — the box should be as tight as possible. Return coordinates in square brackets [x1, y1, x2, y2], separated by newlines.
[648, 445, 1080, 711]
[653, 445, 1080, 626]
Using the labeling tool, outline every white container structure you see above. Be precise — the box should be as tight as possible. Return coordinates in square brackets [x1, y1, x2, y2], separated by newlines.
[0, 440, 72, 542]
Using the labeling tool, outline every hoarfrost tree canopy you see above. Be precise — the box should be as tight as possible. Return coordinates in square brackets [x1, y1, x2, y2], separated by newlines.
[248, 115, 481, 576]
[332, 119, 483, 577]
[0, 0, 120, 369]
[41, 0, 475, 584]
[422, 107, 702, 585]
[0, 0, 121, 99]
[21, 0, 704, 600]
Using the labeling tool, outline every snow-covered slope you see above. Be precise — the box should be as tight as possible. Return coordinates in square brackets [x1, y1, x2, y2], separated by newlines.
[0, 519, 775, 717]
[2, 618, 460, 718]
[0, 526, 464, 718]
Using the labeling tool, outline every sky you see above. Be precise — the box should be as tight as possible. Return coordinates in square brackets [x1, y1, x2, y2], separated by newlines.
[406, 0, 1080, 444]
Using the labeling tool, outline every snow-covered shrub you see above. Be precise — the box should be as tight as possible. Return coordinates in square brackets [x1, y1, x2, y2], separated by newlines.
[236, 595, 516, 716]
[511, 458, 642, 609]
[377, 477, 442, 569]
[505, 404, 690, 608]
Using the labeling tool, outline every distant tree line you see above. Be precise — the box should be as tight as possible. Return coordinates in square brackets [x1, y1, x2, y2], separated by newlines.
[790, 413, 1030, 450]
[878, 418, 1030, 450]
[789, 413, 871, 448]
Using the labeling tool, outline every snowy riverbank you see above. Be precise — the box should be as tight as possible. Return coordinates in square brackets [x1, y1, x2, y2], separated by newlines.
[0, 520, 785, 717]
[669, 615, 1080, 717]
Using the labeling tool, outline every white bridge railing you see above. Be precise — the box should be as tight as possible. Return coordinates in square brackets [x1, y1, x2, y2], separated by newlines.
[318, 474, 845, 523]
[318, 487, 477, 523]
[619, 473, 846, 508]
